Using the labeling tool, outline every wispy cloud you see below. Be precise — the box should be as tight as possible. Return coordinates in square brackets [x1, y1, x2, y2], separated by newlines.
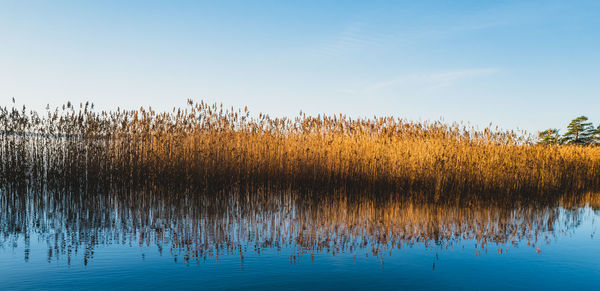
[315, 1, 550, 58]
[317, 22, 384, 57]
[370, 68, 498, 91]
[344, 68, 499, 97]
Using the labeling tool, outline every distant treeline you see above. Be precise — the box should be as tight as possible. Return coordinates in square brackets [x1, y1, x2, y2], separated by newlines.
[539, 116, 600, 145]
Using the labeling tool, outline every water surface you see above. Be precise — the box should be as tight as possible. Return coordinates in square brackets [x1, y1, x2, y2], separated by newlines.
[1, 189, 599, 290]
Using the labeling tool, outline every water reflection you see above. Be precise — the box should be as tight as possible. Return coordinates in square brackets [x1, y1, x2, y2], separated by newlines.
[1, 188, 598, 265]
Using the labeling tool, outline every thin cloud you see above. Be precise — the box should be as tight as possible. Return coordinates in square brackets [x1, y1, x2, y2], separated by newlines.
[318, 22, 384, 57]
[345, 68, 499, 98]
[370, 68, 498, 91]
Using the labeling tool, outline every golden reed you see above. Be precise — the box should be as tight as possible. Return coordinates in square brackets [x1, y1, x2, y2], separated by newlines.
[1, 100, 599, 200]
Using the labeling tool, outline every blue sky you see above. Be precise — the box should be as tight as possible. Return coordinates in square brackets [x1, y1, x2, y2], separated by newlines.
[1, 0, 599, 133]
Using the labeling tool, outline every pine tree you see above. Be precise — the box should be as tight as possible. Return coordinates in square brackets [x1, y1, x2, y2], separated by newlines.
[538, 128, 560, 145]
[562, 116, 595, 145]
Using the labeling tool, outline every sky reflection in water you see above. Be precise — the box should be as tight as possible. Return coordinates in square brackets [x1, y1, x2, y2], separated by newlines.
[1, 189, 599, 290]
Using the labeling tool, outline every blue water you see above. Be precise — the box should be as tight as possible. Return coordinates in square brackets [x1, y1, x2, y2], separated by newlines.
[1, 191, 599, 290]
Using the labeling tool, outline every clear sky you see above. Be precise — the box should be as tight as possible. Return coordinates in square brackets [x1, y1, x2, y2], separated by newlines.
[1, 0, 599, 133]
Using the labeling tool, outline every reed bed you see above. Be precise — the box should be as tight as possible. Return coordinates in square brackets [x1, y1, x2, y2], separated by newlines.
[1, 100, 600, 200]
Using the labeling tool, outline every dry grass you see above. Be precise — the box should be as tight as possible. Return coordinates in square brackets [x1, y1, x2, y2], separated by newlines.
[1, 100, 600, 199]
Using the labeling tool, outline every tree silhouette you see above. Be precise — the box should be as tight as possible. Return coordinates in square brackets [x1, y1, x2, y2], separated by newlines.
[562, 116, 595, 145]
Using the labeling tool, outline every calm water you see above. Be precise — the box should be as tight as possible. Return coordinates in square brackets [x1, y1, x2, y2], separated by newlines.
[1, 189, 599, 290]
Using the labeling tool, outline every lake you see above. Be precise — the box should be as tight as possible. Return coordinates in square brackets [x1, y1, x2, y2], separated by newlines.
[1, 189, 599, 290]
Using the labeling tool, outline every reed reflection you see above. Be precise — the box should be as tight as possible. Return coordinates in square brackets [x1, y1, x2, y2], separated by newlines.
[2, 187, 598, 265]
